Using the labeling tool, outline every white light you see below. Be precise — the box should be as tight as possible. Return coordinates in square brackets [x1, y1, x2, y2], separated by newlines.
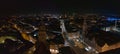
[76, 39, 79, 42]
[34, 34, 37, 36]
[85, 46, 92, 51]
[88, 46, 92, 49]
[50, 49, 59, 53]
[85, 47, 89, 51]
[55, 50, 59, 53]
[50, 49, 54, 52]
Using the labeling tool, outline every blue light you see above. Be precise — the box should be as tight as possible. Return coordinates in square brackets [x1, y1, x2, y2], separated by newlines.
[107, 17, 120, 21]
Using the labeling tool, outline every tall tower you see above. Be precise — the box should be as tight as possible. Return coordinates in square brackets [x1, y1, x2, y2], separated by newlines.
[82, 15, 87, 41]
[34, 21, 51, 54]
[38, 22, 47, 42]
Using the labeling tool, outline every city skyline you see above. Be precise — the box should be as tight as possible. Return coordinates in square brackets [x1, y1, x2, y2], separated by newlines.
[0, 0, 120, 15]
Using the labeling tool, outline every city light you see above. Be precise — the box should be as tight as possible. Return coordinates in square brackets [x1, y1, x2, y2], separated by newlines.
[50, 49, 59, 54]
[0, 13, 120, 54]
[107, 17, 120, 21]
[33, 34, 37, 37]
[85, 46, 92, 51]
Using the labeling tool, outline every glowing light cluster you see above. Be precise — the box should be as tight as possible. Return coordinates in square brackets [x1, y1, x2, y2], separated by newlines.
[50, 49, 59, 54]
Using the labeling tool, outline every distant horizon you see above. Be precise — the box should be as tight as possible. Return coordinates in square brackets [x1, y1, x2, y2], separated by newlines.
[0, 9, 119, 16]
[0, 0, 120, 16]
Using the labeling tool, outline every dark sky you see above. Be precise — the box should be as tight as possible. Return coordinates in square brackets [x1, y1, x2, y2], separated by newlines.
[0, 0, 119, 15]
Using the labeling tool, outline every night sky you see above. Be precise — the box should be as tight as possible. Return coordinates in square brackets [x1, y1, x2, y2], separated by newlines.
[0, 0, 119, 15]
